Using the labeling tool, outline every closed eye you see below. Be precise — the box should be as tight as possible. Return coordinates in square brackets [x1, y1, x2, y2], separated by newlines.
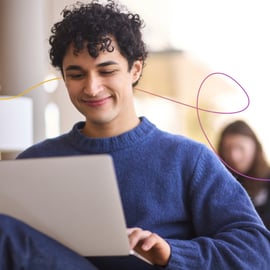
[66, 73, 85, 79]
[99, 70, 116, 75]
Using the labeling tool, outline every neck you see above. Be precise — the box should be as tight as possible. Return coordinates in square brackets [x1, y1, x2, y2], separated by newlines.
[82, 116, 140, 138]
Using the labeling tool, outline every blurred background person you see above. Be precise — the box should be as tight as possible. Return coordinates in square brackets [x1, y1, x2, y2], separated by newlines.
[217, 120, 270, 229]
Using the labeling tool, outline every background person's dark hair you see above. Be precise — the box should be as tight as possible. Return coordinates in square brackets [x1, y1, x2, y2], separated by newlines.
[217, 120, 270, 180]
[49, 0, 148, 86]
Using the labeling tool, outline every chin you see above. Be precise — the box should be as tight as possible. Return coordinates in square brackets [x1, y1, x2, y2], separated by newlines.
[89, 115, 116, 125]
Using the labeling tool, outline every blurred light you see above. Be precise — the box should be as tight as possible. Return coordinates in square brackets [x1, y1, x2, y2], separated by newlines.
[43, 73, 59, 93]
[0, 96, 33, 152]
[45, 102, 60, 138]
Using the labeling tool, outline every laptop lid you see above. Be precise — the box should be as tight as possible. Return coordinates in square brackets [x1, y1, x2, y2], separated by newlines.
[0, 155, 131, 257]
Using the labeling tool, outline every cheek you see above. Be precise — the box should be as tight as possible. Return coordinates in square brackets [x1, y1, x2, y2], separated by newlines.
[244, 149, 256, 164]
[65, 81, 80, 98]
[66, 88, 75, 101]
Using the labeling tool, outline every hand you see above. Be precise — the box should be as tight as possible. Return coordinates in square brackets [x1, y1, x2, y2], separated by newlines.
[127, 227, 171, 266]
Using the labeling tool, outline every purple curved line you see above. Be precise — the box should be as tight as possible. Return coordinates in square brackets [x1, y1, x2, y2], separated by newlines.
[135, 72, 250, 114]
[136, 71, 269, 181]
[196, 72, 250, 114]
[196, 72, 270, 181]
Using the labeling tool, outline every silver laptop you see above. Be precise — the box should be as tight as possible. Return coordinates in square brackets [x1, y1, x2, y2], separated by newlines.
[0, 155, 147, 260]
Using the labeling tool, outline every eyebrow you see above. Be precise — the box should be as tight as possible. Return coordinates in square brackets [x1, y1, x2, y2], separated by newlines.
[97, 61, 118, 67]
[65, 65, 82, 72]
[64, 61, 119, 72]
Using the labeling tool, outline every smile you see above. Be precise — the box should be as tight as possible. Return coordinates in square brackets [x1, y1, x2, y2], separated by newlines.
[82, 96, 112, 107]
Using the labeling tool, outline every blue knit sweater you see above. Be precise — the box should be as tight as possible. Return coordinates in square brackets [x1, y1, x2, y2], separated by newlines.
[17, 117, 270, 269]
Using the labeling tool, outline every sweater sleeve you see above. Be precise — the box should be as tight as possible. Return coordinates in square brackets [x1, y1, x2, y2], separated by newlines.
[164, 145, 270, 270]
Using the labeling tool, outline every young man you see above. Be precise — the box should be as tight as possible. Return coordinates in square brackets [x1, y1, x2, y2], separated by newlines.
[2, 0, 270, 269]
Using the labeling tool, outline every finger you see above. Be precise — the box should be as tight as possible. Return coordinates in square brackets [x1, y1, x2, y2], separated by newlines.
[140, 233, 159, 251]
[127, 227, 140, 235]
[128, 228, 152, 249]
[139, 235, 171, 266]
[128, 229, 171, 266]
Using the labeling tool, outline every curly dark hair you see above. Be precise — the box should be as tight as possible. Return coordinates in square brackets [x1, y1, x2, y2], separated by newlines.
[49, 0, 148, 82]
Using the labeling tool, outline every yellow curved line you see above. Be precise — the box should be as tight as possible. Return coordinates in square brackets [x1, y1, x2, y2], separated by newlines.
[0, 77, 62, 100]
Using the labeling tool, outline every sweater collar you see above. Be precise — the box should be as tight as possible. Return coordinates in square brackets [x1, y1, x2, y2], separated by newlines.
[67, 117, 155, 153]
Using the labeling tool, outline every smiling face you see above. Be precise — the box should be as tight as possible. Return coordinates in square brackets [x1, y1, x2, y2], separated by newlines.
[62, 39, 142, 137]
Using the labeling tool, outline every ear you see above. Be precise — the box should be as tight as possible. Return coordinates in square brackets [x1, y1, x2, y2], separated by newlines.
[131, 60, 143, 85]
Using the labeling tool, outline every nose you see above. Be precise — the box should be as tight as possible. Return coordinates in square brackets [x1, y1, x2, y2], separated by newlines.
[226, 148, 242, 165]
[83, 75, 103, 97]
[231, 148, 242, 160]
